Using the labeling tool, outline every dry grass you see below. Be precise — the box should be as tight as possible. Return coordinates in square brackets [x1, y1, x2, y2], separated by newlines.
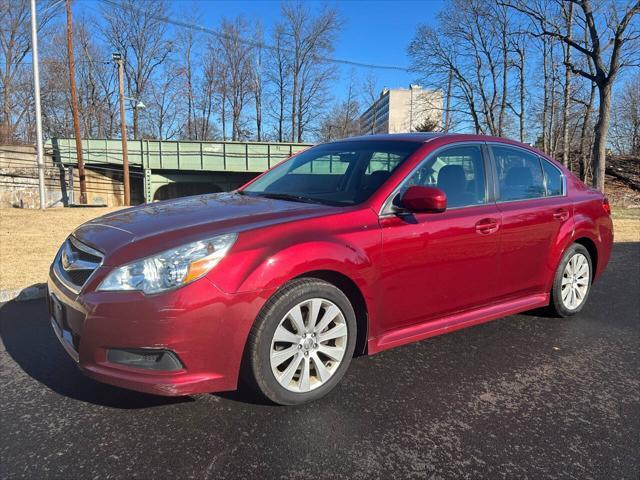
[0, 204, 638, 292]
[0, 207, 122, 291]
[611, 207, 640, 243]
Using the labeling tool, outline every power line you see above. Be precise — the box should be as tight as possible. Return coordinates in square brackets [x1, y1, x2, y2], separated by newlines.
[98, 0, 412, 73]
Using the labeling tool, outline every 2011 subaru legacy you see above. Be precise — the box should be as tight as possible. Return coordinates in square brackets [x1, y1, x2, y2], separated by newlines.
[48, 133, 613, 405]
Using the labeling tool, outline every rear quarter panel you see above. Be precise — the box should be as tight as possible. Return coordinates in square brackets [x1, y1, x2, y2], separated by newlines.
[544, 173, 613, 291]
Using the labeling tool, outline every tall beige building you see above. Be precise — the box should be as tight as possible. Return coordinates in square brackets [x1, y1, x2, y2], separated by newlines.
[359, 86, 442, 135]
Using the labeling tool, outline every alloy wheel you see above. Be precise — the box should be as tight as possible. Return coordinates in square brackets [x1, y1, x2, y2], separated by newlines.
[561, 252, 590, 310]
[269, 298, 348, 393]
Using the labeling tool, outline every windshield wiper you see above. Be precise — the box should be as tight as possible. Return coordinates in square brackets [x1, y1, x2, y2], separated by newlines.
[252, 192, 324, 204]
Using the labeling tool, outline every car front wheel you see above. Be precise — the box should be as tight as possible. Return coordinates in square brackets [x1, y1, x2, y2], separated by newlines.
[245, 278, 356, 405]
[550, 243, 593, 317]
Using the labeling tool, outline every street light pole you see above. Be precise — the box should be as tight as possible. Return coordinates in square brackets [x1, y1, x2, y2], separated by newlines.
[113, 53, 130, 206]
[30, 0, 46, 209]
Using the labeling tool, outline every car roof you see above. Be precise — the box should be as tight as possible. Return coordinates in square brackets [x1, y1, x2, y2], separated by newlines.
[324, 133, 556, 166]
[339, 132, 533, 144]
[340, 132, 446, 143]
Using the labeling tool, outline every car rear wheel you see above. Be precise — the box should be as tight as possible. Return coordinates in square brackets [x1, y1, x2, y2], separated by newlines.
[245, 278, 356, 405]
[550, 243, 592, 317]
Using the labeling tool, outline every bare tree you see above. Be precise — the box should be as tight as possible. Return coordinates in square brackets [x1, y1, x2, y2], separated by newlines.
[100, 0, 172, 140]
[409, 23, 482, 134]
[174, 30, 198, 140]
[409, 0, 514, 137]
[216, 17, 254, 141]
[319, 74, 360, 141]
[610, 73, 640, 156]
[144, 68, 182, 139]
[194, 49, 220, 140]
[266, 25, 290, 142]
[76, 21, 118, 138]
[252, 23, 264, 141]
[281, 3, 340, 142]
[561, 1, 574, 167]
[0, 0, 59, 143]
[503, 0, 640, 191]
[509, 31, 527, 142]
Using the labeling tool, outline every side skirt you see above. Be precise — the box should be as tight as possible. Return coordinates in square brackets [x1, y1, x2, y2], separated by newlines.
[368, 293, 549, 354]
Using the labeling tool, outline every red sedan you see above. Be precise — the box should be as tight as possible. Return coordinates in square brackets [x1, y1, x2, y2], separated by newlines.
[48, 133, 613, 405]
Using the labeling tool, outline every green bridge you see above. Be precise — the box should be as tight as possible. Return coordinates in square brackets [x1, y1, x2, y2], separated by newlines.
[47, 138, 312, 202]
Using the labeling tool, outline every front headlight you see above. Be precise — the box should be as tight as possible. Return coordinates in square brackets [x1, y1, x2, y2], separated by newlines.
[97, 233, 237, 294]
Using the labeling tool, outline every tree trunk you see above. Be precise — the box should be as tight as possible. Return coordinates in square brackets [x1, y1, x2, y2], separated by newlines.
[549, 40, 557, 156]
[542, 37, 549, 153]
[579, 82, 596, 182]
[2, 76, 12, 142]
[444, 68, 453, 132]
[255, 95, 262, 141]
[297, 88, 303, 142]
[561, 2, 573, 168]
[133, 107, 139, 140]
[291, 70, 298, 142]
[221, 91, 227, 141]
[591, 82, 612, 192]
[278, 90, 284, 142]
[499, 21, 508, 136]
[186, 46, 193, 139]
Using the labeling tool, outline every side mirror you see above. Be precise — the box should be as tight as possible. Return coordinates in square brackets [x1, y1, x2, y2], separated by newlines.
[398, 186, 447, 213]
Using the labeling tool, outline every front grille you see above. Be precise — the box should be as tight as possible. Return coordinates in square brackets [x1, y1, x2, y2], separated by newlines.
[54, 236, 104, 293]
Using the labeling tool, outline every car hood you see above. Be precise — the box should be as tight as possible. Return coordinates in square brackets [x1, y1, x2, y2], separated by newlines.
[72, 192, 338, 263]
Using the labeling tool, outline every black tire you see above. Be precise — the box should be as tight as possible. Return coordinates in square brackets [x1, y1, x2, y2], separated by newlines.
[244, 278, 357, 405]
[549, 243, 593, 317]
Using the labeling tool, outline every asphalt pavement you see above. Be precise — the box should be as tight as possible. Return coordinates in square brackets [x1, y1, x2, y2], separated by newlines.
[1, 243, 638, 479]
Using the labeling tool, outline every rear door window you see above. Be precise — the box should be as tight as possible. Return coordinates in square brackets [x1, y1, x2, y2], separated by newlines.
[492, 146, 545, 201]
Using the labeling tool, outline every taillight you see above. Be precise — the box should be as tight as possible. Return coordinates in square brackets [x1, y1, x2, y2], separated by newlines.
[602, 197, 611, 215]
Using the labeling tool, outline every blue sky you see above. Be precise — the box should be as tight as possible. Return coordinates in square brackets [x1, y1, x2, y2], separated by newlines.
[76, 0, 445, 101]
[198, 0, 445, 90]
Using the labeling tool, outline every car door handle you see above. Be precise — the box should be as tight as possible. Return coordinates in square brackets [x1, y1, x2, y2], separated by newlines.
[475, 218, 499, 235]
[553, 208, 569, 221]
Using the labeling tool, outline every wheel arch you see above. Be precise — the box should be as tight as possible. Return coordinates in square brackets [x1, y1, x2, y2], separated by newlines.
[293, 269, 369, 356]
[573, 236, 598, 282]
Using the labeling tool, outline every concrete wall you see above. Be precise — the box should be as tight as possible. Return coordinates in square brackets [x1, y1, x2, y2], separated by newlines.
[0, 145, 66, 208]
[0, 144, 136, 208]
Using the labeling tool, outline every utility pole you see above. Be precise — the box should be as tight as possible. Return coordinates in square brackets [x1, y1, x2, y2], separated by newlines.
[30, 0, 46, 209]
[65, 0, 87, 204]
[113, 53, 130, 206]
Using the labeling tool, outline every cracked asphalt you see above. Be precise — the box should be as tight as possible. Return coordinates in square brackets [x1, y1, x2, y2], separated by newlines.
[1, 243, 638, 479]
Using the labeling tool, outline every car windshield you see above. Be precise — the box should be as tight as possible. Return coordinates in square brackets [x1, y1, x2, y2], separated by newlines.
[240, 140, 422, 206]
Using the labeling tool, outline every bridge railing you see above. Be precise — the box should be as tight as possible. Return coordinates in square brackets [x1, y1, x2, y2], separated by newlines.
[47, 138, 313, 173]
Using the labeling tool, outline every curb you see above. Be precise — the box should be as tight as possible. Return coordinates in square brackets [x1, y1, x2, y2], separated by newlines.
[0, 284, 47, 303]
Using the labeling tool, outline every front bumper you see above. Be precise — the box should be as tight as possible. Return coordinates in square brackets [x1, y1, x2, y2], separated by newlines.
[47, 269, 270, 396]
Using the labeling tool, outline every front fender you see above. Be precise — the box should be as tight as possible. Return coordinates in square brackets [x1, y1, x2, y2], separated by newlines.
[235, 240, 374, 294]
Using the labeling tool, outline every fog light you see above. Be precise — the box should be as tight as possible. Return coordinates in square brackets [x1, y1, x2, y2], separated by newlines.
[107, 348, 183, 371]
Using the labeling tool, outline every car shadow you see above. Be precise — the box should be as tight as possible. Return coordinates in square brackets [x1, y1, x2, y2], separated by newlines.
[0, 294, 194, 409]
